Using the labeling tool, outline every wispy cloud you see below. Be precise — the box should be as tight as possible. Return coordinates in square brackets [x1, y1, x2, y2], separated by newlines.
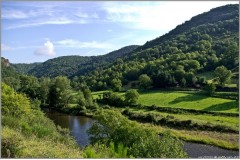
[2, 2, 99, 30]
[34, 41, 55, 56]
[55, 39, 113, 49]
[5, 18, 86, 30]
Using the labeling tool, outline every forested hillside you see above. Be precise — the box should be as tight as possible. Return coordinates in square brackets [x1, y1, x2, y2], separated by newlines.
[13, 45, 138, 78]
[6, 4, 239, 91]
[12, 62, 41, 74]
[73, 4, 238, 91]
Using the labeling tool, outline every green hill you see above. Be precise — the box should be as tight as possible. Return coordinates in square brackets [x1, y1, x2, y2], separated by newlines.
[78, 4, 238, 90]
[13, 45, 138, 78]
[10, 4, 239, 91]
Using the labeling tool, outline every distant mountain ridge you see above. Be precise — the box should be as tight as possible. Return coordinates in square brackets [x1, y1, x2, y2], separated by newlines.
[12, 45, 139, 78]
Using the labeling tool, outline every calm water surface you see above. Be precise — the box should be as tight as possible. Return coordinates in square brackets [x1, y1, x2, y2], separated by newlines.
[44, 109, 93, 147]
[44, 109, 239, 158]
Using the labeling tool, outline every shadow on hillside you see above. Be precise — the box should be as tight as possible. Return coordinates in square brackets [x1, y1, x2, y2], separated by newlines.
[203, 101, 238, 112]
[169, 93, 206, 104]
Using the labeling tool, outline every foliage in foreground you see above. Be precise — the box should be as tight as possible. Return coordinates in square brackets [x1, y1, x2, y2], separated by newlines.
[1, 82, 83, 158]
[88, 109, 187, 158]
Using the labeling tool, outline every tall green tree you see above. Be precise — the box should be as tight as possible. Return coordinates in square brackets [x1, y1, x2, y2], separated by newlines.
[83, 88, 93, 107]
[76, 91, 86, 110]
[138, 74, 152, 89]
[111, 78, 122, 91]
[214, 66, 232, 87]
[49, 76, 71, 108]
[38, 77, 51, 105]
[18, 75, 40, 99]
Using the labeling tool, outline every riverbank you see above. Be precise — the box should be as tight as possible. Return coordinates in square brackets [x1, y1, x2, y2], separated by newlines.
[44, 109, 239, 158]
[42, 105, 239, 151]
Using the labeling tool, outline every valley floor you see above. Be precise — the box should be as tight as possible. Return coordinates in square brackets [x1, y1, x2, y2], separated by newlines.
[90, 89, 239, 150]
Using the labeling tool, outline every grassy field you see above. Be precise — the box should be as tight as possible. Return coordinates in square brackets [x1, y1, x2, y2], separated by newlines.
[89, 89, 239, 149]
[127, 108, 238, 132]
[92, 90, 238, 113]
[138, 90, 238, 113]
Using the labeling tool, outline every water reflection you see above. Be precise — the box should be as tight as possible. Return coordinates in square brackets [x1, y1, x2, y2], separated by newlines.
[44, 109, 93, 147]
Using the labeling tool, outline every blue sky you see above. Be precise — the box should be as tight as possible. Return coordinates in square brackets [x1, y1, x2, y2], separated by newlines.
[1, 1, 238, 63]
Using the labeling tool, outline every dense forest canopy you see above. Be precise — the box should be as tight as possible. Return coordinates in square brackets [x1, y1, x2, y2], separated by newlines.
[11, 45, 139, 78]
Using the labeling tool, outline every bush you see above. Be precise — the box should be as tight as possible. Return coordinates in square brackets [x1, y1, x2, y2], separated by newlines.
[203, 83, 216, 96]
[124, 89, 139, 105]
[100, 91, 124, 107]
[88, 110, 187, 158]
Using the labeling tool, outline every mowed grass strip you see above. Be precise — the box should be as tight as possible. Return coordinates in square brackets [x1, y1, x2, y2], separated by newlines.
[138, 90, 238, 113]
[128, 109, 239, 131]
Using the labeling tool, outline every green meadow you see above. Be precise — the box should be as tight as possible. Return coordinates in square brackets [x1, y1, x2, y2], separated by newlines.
[138, 90, 238, 113]
[92, 90, 238, 113]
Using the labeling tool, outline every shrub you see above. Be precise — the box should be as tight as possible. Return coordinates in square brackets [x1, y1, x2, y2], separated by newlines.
[203, 83, 216, 96]
[88, 110, 187, 158]
[124, 89, 139, 105]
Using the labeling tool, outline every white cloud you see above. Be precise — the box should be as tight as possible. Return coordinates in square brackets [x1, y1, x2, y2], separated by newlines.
[55, 39, 113, 49]
[102, 1, 238, 31]
[34, 41, 55, 56]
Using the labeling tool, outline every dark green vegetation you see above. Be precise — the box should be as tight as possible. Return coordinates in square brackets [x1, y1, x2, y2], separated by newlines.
[12, 62, 41, 74]
[14, 45, 139, 78]
[1, 4, 239, 158]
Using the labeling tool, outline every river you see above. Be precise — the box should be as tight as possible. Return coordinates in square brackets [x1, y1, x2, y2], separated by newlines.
[44, 109, 239, 158]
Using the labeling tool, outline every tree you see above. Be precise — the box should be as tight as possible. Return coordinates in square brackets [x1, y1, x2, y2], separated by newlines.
[83, 88, 93, 107]
[138, 74, 152, 89]
[180, 78, 186, 87]
[101, 91, 124, 107]
[18, 75, 40, 99]
[185, 72, 197, 86]
[173, 70, 185, 82]
[76, 91, 86, 110]
[111, 78, 122, 91]
[2, 82, 31, 117]
[38, 77, 51, 105]
[124, 89, 139, 105]
[214, 66, 232, 87]
[204, 83, 216, 96]
[48, 76, 71, 108]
